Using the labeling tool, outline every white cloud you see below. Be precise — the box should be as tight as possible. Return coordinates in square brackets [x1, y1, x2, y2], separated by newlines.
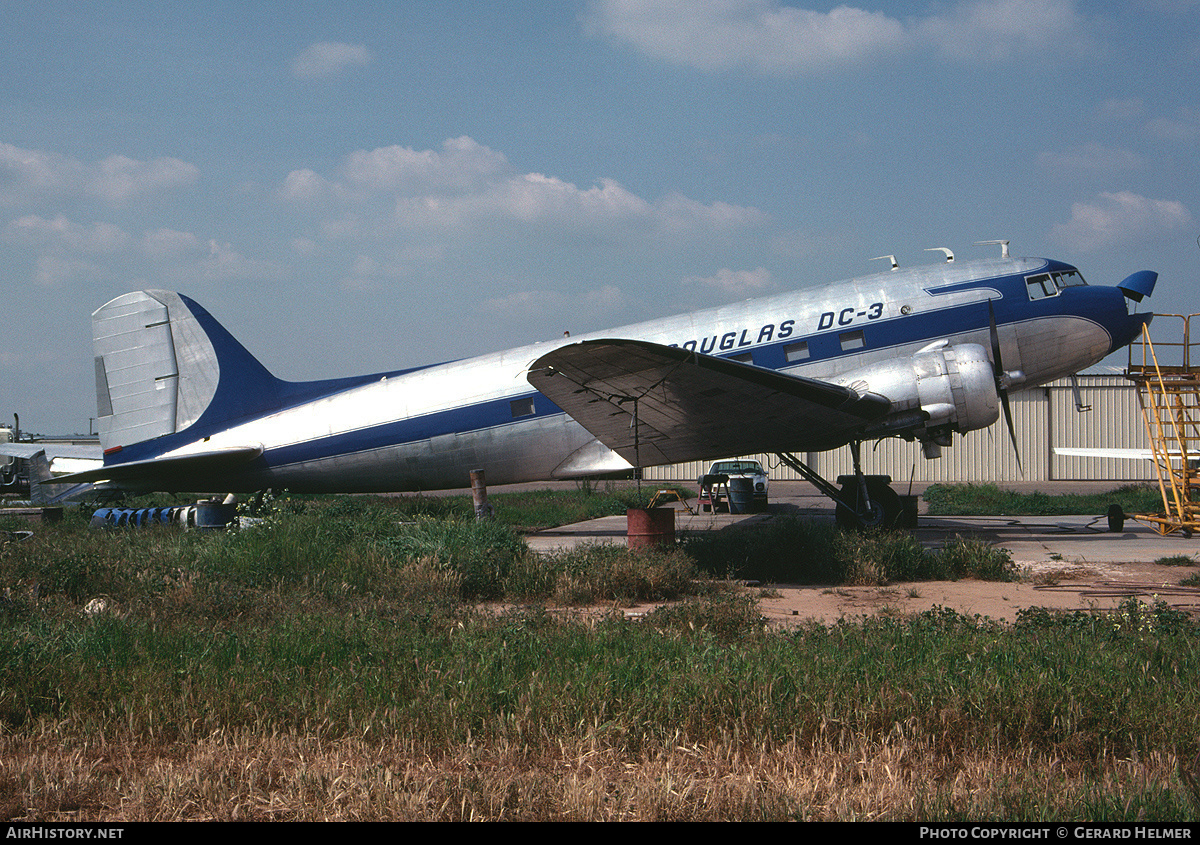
[0, 142, 197, 206]
[197, 239, 285, 282]
[5, 214, 129, 253]
[342, 136, 508, 194]
[90, 154, 199, 204]
[282, 136, 767, 238]
[292, 42, 373, 80]
[1050, 191, 1192, 251]
[585, 285, 626, 312]
[917, 0, 1086, 61]
[682, 266, 774, 294]
[1146, 108, 1200, 143]
[585, 0, 905, 73]
[280, 168, 333, 202]
[1099, 98, 1144, 121]
[482, 289, 569, 319]
[1037, 143, 1144, 173]
[33, 255, 101, 287]
[584, 0, 1087, 73]
[141, 228, 201, 260]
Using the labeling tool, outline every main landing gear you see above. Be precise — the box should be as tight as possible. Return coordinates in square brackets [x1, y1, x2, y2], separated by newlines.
[776, 441, 906, 530]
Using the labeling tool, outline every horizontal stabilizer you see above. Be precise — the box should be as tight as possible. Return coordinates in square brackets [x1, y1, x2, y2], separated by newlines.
[528, 339, 889, 467]
[49, 446, 264, 487]
[27, 451, 98, 504]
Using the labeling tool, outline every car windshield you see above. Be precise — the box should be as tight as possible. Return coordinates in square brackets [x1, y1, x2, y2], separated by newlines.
[712, 461, 761, 474]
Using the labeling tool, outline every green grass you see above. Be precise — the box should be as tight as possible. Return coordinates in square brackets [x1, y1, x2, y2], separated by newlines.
[682, 517, 1018, 585]
[3, 493, 1198, 819]
[3, 597, 1197, 773]
[923, 482, 1165, 516]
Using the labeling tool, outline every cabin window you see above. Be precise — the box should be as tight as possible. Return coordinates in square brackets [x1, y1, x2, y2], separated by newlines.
[729, 351, 753, 365]
[1026, 273, 1058, 300]
[510, 397, 535, 418]
[783, 341, 810, 363]
[839, 330, 865, 351]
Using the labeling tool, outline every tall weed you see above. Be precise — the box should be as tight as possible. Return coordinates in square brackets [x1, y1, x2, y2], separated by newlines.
[685, 518, 1015, 585]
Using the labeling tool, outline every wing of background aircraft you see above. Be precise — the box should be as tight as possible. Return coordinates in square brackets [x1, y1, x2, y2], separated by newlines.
[1054, 447, 1175, 460]
[0, 441, 105, 503]
[0, 442, 102, 463]
[527, 338, 891, 466]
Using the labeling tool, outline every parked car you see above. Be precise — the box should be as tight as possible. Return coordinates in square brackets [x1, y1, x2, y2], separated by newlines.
[698, 459, 769, 512]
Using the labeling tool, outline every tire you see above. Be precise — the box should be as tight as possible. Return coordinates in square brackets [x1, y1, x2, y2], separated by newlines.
[835, 479, 901, 530]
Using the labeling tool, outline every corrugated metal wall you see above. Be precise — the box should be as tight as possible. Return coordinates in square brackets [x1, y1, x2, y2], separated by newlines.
[642, 374, 1151, 483]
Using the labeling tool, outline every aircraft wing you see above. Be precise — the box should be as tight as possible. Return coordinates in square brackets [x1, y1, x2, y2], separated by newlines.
[1054, 447, 1177, 461]
[528, 339, 889, 467]
[0, 442, 102, 461]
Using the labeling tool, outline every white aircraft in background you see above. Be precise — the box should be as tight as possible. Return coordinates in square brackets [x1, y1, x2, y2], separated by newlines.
[13, 243, 1157, 527]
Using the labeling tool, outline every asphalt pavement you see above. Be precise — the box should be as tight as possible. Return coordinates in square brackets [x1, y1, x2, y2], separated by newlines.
[521, 480, 1199, 567]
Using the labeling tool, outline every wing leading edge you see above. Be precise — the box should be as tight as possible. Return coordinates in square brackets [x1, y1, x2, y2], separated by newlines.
[527, 339, 889, 467]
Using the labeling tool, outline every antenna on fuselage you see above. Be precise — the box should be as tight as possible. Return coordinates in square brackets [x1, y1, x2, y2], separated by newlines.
[872, 254, 898, 270]
[976, 240, 1011, 258]
[925, 247, 954, 263]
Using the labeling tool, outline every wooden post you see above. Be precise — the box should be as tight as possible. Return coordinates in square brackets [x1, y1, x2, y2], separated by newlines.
[470, 468, 494, 521]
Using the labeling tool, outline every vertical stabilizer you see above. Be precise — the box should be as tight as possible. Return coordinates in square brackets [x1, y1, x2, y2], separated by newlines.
[93, 290, 279, 452]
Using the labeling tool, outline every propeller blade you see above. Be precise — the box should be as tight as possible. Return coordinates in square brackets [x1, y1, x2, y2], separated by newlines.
[987, 298, 1004, 377]
[999, 387, 1022, 475]
[988, 299, 1023, 475]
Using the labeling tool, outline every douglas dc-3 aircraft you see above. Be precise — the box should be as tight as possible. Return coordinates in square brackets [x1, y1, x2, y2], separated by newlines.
[31, 243, 1157, 527]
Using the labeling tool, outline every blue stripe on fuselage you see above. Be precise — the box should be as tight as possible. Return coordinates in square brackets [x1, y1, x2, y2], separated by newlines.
[260, 393, 567, 469]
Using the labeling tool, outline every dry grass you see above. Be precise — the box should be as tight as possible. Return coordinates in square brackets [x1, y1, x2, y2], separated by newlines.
[2, 727, 1191, 821]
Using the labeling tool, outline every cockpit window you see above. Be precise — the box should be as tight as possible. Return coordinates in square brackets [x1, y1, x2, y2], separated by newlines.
[1026, 270, 1087, 300]
[1026, 273, 1057, 300]
[1054, 270, 1086, 288]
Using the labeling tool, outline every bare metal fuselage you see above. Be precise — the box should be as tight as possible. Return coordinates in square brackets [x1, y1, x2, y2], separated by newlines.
[98, 255, 1140, 493]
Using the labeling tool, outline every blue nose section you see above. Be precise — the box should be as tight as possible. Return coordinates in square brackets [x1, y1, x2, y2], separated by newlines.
[1106, 304, 1154, 356]
[1118, 270, 1157, 303]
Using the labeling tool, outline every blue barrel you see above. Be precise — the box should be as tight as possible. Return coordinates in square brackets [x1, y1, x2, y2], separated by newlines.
[192, 502, 236, 530]
[89, 508, 116, 528]
[89, 505, 184, 528]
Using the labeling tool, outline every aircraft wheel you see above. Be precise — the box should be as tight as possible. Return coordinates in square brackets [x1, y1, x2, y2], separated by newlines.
[835, 480, 901, 530]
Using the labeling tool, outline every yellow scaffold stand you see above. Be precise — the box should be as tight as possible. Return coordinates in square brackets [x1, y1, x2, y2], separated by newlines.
[1127, 314, 1200, 535]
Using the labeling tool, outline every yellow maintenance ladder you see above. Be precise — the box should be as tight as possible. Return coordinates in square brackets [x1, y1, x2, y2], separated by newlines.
[1127, 314, 1200, 535]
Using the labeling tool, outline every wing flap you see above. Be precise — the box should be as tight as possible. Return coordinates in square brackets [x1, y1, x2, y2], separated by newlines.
[528, 339, 888, 466]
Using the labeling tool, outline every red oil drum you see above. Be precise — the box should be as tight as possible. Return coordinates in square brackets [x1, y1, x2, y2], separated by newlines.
[626, 507, 675, 549]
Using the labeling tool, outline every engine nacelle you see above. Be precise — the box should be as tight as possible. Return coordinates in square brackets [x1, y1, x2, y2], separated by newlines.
[833, 343, 1000, 441]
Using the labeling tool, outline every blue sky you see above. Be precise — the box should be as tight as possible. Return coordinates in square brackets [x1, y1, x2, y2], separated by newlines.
[3, 0, 1197, 433]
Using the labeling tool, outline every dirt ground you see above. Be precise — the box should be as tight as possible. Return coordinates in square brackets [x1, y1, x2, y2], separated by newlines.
[587, 559, 1200, 628]
[508, 478, 1200, 627]
[753, 559, 1200, 626]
